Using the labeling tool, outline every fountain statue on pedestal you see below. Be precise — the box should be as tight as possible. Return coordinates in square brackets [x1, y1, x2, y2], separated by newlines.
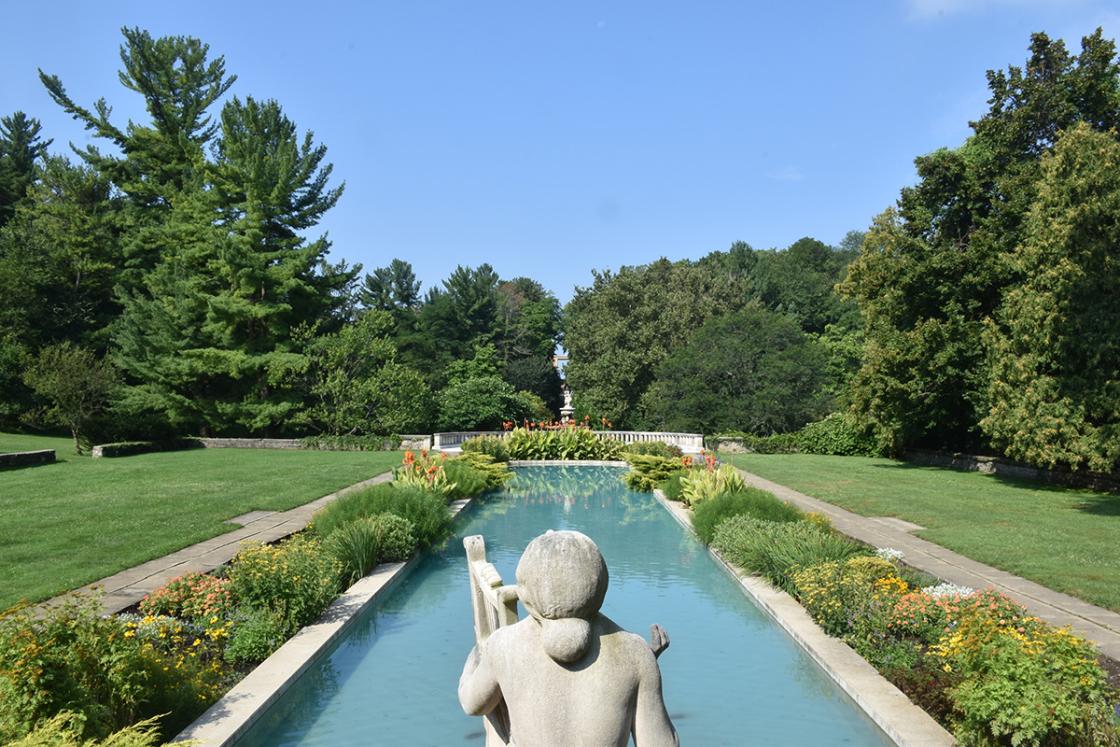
[459, 531, 678, 747]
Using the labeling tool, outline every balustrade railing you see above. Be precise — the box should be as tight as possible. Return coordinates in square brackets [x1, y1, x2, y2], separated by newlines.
[431, 430, 704, 453]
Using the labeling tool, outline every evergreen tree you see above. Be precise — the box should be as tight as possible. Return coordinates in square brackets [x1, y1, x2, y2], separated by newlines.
[982, 124, 1120, 471]
[0, 111, 51, 227]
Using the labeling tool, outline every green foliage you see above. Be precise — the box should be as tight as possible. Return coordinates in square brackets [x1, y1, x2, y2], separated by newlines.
[227, 535, 341, 637]
[712, 515, 866, 592]
[563, 241, 857, 428]
[7, 712, 165, 747]
[644, 305, 832, 434]
[461, 435, 510, 462]
[443, 453, 512, 496]
[311, 483, 453, 550]
[982, 124, 1120, 472]
[841, 30, 1120, 456]
[691, 488, 802, 545]
[326, 514, 417, 587]
[622, 454, 684, 492]
[505, 427, 622, 461]
[223, 607, 287, 665]
[300, 434, 403, 451]
[661, 471, 684, 501]
[679, 464, 746, 507]
[621, 440, 683, 458]
[0, 112, 51, 228]
[302, 310, 433, 436]
[437, 376, 526, 431]
[721, 413, 880, 457]
[23, 344, 117, 454]
[0, 595, 226, 743]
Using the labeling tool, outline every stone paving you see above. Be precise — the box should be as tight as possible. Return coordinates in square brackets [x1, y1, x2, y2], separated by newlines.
[735, 468, 1120, 663]
[47, 471, 394, 616]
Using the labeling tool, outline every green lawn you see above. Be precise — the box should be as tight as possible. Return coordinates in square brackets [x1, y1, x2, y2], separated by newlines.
[0, 432, 401, 608]
[725, 453, 1120, 612]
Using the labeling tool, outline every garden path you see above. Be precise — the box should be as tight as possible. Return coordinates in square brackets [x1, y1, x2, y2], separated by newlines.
[734, 468, 1120, 663]
[43, 470, 394, 616]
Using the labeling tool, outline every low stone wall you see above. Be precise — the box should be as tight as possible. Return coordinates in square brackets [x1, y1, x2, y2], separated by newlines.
[0, 449, 56, 469]
[197, 438, 304, 450]
[905, 449, 1120, 493]
[399, 434, 432, 450]
[708, 437, 747, 453]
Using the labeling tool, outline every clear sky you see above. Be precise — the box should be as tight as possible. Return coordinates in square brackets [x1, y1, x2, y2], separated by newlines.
[2, 1, 1117, 302]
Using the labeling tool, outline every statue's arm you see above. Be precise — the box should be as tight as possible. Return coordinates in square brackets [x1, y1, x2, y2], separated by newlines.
[632, 648, 679, 747]
[458, 644, 503, 716]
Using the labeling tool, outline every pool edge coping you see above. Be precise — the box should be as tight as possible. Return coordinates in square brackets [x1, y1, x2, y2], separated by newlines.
[651, 489, 955, 747]
[172, 497, 474, 747]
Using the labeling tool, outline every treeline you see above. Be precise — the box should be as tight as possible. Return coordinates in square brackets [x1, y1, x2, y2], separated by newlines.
[0, 28, 561, 450]
[568, 29, 1120, 474]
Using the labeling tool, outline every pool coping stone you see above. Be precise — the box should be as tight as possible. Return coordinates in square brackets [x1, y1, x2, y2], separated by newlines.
[172, 497, 473, 746]
[652, 488, 955, 747]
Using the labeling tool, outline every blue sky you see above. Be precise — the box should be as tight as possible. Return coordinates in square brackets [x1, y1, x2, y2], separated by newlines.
[2, 1, 1117, 302]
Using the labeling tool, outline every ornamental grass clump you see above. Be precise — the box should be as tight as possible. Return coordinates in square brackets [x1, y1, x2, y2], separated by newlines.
[691, 488, 802, 545]
[8, 712, 166, 747]
[711, 515, 866, 592]
[311, 483, 452, 549]
[327, 514, 417, 587]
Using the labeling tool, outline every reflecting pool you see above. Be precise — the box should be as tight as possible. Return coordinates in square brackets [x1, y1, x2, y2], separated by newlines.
[236, 466, 890, 746]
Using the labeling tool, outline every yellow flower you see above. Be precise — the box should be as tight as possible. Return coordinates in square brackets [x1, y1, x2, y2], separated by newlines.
[123, 630, 136, 638]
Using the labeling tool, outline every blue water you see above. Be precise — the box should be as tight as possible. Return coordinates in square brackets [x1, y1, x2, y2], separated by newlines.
[236, 466, 891, 746]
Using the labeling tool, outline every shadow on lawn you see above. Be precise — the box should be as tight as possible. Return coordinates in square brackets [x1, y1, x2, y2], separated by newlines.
[867, 460, 1120, 516]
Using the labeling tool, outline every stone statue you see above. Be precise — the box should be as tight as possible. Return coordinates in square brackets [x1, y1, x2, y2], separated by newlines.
[459, 531, 678, 747]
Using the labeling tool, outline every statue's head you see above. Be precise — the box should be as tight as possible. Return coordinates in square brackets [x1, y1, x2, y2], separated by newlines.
[515, 530, 609, 663]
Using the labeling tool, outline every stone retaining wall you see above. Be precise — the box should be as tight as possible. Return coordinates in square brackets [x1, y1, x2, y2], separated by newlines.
[905, 449, 1120, 493]
[0, 449, 56, 469]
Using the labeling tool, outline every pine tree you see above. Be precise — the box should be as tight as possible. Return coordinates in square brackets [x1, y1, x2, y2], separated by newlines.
[0, 111, 51, 227]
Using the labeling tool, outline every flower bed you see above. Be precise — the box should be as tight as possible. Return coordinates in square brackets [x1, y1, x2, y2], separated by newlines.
[0, 451, 508, 744]
[700, 493, 1120, 745]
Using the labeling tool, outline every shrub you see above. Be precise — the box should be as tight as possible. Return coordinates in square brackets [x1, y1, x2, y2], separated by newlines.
[394, 450, 457, 496]
[791, 556, 907, 644]
[661, 471, 685, 501]
[300, 434, 402, 451]
[461, 434, 510, 462]
[793, 413, 880, 457]
[505, 427, 622, 461]
[312, 483, 453, 550]
[679, 464, 746, 506]
[622, 454, 684, 492]
[8, 712, 165, 747]
[138, 572, 235, 623]
[227, 535, 341, 637]
[223, 607, 288, 665]
[0, 596, 226, 743]
[621, 440, 683, 458]
[443, 453, 512, 497]
[930, 609, 1119, 746]
[712, 516, 867, 592]
[692, 488, 802, 545]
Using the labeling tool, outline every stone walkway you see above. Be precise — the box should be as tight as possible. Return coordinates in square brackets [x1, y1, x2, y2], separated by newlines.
[735, 468, 1120, 663]
[48, 471, 394, 616]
